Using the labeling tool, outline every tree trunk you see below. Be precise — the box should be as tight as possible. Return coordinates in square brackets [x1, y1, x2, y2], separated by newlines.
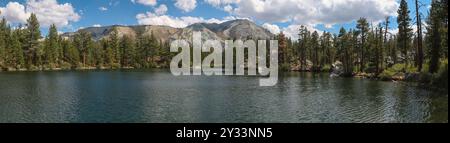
[360, 37, 365, 72]
[415, 0, 424, 72]
[383, 17, 389, 70]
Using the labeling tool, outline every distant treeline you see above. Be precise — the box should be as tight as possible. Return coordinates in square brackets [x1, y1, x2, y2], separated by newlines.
[0, 12, 174, 71]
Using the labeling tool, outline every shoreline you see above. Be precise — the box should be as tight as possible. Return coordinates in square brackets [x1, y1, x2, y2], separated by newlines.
[0, 67, 427, 82]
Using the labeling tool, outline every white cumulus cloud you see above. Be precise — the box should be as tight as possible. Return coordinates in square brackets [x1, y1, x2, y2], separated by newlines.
[136, 11, 243, 28]
[99, 7, 108, 11]
[223, 5, 233, 13]
[206, 0, 398, 27]
[154, 4, 168, 15]
[0, 2, 30, 24]
[175, 0, 197, 12]
[131, 0, 157, 6]
[262, 23, 281, 34]
[0, 0, 80, 27]
[205, 0, 241, 7]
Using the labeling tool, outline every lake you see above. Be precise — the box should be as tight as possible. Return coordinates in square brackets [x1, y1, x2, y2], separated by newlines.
[0, 70, 447, 123]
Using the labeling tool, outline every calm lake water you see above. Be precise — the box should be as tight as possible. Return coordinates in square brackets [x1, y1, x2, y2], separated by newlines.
[0, 70, 447, 123]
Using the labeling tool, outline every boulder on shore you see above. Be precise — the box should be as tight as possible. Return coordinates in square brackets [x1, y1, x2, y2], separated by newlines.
[330, 61, 344, 77]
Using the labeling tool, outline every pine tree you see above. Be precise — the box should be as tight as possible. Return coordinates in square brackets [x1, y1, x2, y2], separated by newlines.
[100, 39, 107, 65]
[86, 41, 99, 67]
[158, 39, 170, 67]
[397, 0, 413, 71]
[24, 13, 41, 69]
[73, 31, 93, 67]
[383, 17, 390, 69]
[427, 0, 444, 73]
[101, 38, 114, 67]
[139, 35, 151, 68]
[58, 36, 64, 63]
[11, 29, 25, 68]
[67, 39, 80, 67]
[338, 27, 352, 75]
[332, 33, 339, 63]
[135, 34, 146, 67]
[44, 24, 59, 66]
[60, 38, 69, 62]
[298, 26, 309, 71]
[374, 24, 383, 73]
[319, 32, 332, 68]
[149, 32, 158, 67]
[351, 29, 358, 72]
[141, 35, 151, 67]
[120, 35, 135, 67]
[0, 18, 7, 68]
[311, 31, 319, 72]
[278, 32, 287, 67]
[321, 32, 334, 66]
[415, 0, 424, 71]
[390, 35, 398, 65]
[356, 18, 369, 72]
[378, 24, 384, 73]
[36, 42, 44, 67]
[109, 28, 120, 65]
[366, 27, 373, 71]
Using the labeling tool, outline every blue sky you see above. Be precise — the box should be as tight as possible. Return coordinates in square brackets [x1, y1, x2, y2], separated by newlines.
[1, 0, 431, 38]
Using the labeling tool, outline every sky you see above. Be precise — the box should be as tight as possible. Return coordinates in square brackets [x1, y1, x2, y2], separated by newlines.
[0, 0, 432, 39]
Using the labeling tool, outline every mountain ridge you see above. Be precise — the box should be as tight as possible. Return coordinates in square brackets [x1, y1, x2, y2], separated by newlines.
[62, 19, 275, 42]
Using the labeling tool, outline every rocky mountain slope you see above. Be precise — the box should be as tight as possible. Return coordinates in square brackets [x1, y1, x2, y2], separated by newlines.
[62, 19, 275, 42]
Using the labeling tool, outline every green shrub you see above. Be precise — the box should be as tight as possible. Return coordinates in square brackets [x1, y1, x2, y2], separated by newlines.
[385, 63, 417, 73]
[60, 62, 72, 70]
[322, 64, 331, 72]
[111, 63, 121, 69]
[15, 64, 26, 70]
[133, 63, 142, 69]
[379, 70, 395, 81]
[29, 65, 40, 71]
[379, 63, 417, 81]
[421, 62, 430, 73]
[432, 61, 448, 92]
[365, 62, 377, 73]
